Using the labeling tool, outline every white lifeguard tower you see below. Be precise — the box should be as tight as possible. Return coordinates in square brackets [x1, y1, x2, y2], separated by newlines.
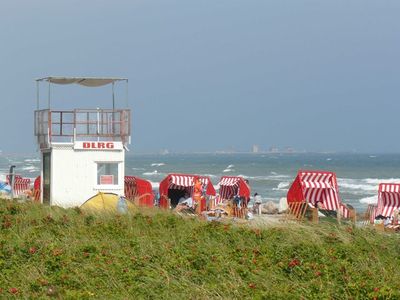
[34, 77, 131, 208]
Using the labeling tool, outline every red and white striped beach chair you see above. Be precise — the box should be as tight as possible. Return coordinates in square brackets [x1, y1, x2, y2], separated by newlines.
[376, 183, 400, 219]
[158, 174, 216, 212]
[6, 175, 31, 197]
[217, 176, 251, 218]
[124, 176, 154, 207]
[287, 170, 353, 223]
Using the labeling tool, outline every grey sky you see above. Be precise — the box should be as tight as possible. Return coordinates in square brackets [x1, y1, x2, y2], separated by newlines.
[1, 0, 399, 153]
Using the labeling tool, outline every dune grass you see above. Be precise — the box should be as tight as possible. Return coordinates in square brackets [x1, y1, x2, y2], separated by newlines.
[0, 199, 400, 299]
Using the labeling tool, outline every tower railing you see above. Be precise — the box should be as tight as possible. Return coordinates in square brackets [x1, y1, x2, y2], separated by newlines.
[34, 108, 131, 149]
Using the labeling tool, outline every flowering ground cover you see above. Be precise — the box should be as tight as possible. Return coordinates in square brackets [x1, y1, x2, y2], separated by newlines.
[0, 199, 399, 299]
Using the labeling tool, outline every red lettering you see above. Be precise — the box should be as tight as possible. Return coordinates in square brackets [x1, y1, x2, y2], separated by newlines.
[80, 142, 116, 149]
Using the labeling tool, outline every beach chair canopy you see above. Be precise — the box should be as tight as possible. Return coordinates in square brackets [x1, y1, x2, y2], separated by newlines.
[339, 203, 350, 219]
[159, 174, 216, 198]
[376, 183, 400, 217]
[124, 176, 154, 207]
[217, 176, 250, 201]
[287, 170, 340, 211]
[366, 204, 378, 224]
[6, 175, 31, 197]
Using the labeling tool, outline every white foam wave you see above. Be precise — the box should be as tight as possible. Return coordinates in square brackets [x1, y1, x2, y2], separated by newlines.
[338, 181, 377, 193]
[151, 163, 165, 167]
[223, 168, 234, 173]
[359, 196, 378, 204]
[131, 167, 146, 171]
[236, 174, 290, 181]
[22, 166, 39, 173]
[24, 159, 40, 162]
[227, 164, 234, 168]
[149, 181, 160, 189]
[273, 182, 290, 191]
[142, 170, 160, 176]
[364, 178, 400, 185]
[203, 174, 218, 179]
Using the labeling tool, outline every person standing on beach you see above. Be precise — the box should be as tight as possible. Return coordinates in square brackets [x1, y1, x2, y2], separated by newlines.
[193, 178, 203, 214]
[253, 193, 262, 215]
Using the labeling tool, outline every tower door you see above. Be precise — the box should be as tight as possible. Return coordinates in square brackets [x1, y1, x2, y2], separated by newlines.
[43, 152, 51, 205]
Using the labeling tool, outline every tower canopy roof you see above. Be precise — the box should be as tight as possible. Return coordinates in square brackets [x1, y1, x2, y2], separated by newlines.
[36, 77, 127, 87]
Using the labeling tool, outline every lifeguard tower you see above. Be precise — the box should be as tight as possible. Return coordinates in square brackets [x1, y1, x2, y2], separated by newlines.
[34, 77, 131, 208]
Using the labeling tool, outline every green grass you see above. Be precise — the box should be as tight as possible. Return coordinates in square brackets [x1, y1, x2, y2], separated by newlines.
[0, 199, 400, 299]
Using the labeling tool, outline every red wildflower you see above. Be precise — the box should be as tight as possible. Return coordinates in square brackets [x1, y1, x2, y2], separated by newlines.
[315, 271, 322, 277]
[288, 259, 301, 268]
[2, 221, 12, 229]
[29, 247, 37, 254]
[374, 287, 380, 292]
[248, 283, 256, 289]
[9, 288, 18, 294]
[253, 229, 261, 237]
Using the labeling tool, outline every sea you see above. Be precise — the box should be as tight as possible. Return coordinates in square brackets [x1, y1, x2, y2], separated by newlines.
[1, 152, 400, 212]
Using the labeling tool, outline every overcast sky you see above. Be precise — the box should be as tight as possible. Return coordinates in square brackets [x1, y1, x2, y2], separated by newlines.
[1, 0, 399, 153]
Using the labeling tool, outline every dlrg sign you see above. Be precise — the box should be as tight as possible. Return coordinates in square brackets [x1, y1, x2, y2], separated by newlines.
[83, 142, 114, 149]
[74, 141, 123, 150]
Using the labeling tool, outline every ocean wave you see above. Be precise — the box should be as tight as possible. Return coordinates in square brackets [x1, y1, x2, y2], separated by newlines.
[24, 159, 40, 162]
[359, 196, 378, 204]
[223, 168, 234, 173]
[151, 163, 165, 167]
[237, 174, 290, 181]
[338, 182, 377, 193]
[273, 182, 290, 191]
[364, 178, 400, 185]
[203, 174, 219, 179]
[131, 167, 146, 171]
[227, 164, 234, 169]
[22, 166, 40, 173]
[149, 181, 160, 189]
[142, 170, 162, 176]
[338, 178, 400, 195]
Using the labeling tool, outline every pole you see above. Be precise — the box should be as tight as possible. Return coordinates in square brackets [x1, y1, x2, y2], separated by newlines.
[112, 82, 115, 110]
[125, 79, 129, 108]
[112, 82, 115, 136]
[36, 81, 39, 110]
[47, 81, 51, 109]
[9, 165, 16, 199]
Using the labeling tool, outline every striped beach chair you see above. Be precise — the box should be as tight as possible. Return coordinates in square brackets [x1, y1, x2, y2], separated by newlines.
[158, 174, 216, 212]
[376, 183, 400, 219]
[124, 176, 154, 207]
[6, 175, 31, 197]
[287, 170, 353, 223]
[217, 176, 251, 219]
